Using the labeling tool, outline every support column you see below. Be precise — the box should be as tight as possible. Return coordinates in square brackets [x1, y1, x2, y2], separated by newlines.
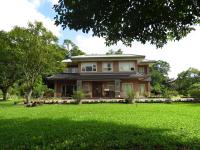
[54, 80, 57, 97]
[77, 80, 82, 91]
[115, 80, 121, 98]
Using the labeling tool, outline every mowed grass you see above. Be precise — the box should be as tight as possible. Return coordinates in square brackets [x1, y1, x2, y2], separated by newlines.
[0, 101, 200, 149]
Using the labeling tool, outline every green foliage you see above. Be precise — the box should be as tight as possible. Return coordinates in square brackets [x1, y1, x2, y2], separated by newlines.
[9, 21, 65, 102]
[0, 30, 22, 100]
[163, 90, 179, 99]
[63, 39, 85, 56]
[188, 83, 200, 98]
[175, 68, 200, 96]
[32, 76, 48, 98]
[54, 1, 200, 48]
[1, 101, 200, 149]
[72, 90, 85, 104]
[125, 87, 136, 104]
[150, 60, 170, 95]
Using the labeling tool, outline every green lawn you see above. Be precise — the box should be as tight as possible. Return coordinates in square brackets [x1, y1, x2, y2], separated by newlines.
[0, 101, 200, 149]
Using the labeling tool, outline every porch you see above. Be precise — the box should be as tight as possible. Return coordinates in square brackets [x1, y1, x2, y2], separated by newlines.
[54, 79, 150, 98]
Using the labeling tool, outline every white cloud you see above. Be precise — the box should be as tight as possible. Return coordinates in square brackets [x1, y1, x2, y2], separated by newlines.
[48, 0, 58, 5]
[75, 28, 200, 78]
[0, 0, 61, 37]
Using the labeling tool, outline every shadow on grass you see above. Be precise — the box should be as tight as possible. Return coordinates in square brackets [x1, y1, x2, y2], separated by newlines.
[0, 118, 199, 149]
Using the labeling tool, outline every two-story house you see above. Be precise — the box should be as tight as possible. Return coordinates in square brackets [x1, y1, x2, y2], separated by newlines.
[47, 54, 154, 98]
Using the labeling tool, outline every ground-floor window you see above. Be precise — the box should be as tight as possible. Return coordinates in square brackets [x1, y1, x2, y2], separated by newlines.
[102, 82, 115, 97]
[62, 84, 76, 97]
[122, 83, 133, 97]
[139, 84, 145, 96]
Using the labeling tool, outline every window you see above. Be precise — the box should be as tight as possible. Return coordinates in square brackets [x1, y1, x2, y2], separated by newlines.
[102, 62, 113, 72]
[119, 62, 135, 72]
[81, 63, 97, 72]
[140, 84, 145, 95]
[122, 83, 133, 97]
[138, 67, 145, 74]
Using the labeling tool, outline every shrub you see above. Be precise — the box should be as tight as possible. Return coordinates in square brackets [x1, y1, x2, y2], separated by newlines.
[188, 83, 200, 98]
[124, 87, 136, 104]
[72, 90, 85, 104]
[163, 90, 179, 99]
[43, 88, 55, 97]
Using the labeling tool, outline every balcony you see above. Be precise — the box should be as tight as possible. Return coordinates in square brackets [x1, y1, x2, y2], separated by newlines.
[64, 67, 78, 73]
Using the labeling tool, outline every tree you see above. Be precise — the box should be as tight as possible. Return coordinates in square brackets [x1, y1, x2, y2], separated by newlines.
[150, 60, 170, 95]
[54, 0, 200, 48]
[63, 39, 85, 56]
[0, 31, 22, 100]
[9, 22, 65, 103]
[106, 49, 123, 55]
[175, 68, 200, 96]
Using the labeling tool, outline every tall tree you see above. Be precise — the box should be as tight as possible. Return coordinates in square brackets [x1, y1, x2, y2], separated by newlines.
[63, 39, 85, 56]
[175, 68, 200, 95]
[9, 22, 65, 103]
[150, 60, 170, 95]
[54, 0, 200, 48]
[0, 31, 22, 100]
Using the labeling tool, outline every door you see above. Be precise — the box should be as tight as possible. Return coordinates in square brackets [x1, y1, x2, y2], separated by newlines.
[92, 82, 102, 97]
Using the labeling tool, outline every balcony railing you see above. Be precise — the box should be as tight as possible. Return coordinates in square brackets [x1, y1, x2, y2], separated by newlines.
[64, 67, 78, 73]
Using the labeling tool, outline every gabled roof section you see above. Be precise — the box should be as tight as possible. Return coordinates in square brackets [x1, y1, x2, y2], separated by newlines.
[71, 54, 145, 62]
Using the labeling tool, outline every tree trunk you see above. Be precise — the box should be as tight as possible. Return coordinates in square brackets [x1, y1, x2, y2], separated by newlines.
[2, 88, 8, 101]
[25, 88, 33, 104]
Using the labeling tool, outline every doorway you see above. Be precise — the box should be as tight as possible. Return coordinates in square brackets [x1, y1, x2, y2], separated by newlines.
[92, 82, 102, 98]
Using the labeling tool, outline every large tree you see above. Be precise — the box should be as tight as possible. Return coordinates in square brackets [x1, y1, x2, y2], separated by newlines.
[63, 39, 85, 56]
[0, 31, 22, 100]
[54, 0, 200, 48]
[150, 60, 170, 95]
[175, 68, 200, 95]
[9, 22, 65, 103]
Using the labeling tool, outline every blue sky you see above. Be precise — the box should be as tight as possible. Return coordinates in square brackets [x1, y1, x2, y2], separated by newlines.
[0, 0, 200, 78]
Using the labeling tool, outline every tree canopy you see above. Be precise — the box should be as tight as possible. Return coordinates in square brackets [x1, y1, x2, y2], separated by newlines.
[54, 0, 200, 48]
[150, 60, 170, 95]
[175, 67, 200, 95]
[0, 31, 22, 100]
[8, 22, 65, 102]
[63, 39, 85, 56]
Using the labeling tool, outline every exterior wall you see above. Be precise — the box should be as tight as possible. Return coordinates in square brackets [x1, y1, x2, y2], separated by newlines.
[77, 60, 145, 73]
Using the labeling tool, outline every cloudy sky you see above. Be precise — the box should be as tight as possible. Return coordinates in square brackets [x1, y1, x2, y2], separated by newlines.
[0, 0, 199, 78]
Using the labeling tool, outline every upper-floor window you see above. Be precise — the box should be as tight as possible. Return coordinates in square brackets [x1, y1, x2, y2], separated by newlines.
[119, 62, 135, 72]
[81, 63, 97, 72]
[138, 67, 145, 74]
[102, 62, 113, 72]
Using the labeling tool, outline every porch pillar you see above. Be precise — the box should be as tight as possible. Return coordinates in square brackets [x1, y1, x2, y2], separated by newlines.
[54, 80, 57, 97]
[77, 80, 82, 91]
[115, 80, 121, 98]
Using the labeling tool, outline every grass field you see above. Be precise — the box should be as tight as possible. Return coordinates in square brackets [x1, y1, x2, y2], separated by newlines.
[0, 100, 200, 149]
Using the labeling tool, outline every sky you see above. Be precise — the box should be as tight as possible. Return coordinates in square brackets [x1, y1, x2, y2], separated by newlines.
[0, 0, 200, 78]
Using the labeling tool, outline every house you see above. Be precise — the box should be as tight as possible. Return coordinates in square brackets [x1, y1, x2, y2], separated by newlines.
[47, 54, 155, 98]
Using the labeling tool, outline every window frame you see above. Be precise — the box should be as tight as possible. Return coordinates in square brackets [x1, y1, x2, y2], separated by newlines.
[119, 62, 135, 72]
[138, 66, 145, 74]
[81, 62, 97, 72]
[102, 62, 113, 72]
